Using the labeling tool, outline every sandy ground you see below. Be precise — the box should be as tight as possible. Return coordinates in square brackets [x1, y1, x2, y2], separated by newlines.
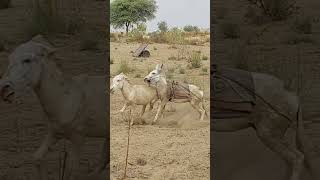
[110, 42, 210, 179]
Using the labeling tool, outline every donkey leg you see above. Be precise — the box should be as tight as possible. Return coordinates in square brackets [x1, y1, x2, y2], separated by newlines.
[136, 105, 147, 125]
[120, 103, 128, 113]
[64, 133, 84, 180]
[190, 99, 205, 121]
[33, 127, 58, 180]
[153, 102, 166, 124]
[256, 126, 304, 180]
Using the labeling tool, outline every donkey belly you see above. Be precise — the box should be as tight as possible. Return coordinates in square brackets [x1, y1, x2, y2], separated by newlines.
[81, 76, 107, 138]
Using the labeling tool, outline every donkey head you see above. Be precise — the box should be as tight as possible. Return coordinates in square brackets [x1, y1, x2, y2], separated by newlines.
[110, 73, 128, 94]
[144, 64, 165, 85]
[0, 35, 56, 103]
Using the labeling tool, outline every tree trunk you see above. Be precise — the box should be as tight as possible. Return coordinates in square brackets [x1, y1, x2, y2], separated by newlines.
[125, 22, 130, 35]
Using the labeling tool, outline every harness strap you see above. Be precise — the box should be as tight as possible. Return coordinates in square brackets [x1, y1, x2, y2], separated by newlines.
[213, 73, 293, 123]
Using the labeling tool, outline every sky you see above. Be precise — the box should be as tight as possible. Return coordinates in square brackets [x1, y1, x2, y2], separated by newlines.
[110, 0, 210, 32]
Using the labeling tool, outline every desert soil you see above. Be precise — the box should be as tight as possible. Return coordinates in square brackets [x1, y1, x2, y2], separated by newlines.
[110, 42, 210, 179]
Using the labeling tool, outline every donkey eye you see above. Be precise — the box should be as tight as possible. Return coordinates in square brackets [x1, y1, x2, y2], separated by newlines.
[23, 59, 31, 64]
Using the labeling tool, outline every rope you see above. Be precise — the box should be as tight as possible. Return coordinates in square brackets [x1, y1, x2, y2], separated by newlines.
[122, 109, 132, 180]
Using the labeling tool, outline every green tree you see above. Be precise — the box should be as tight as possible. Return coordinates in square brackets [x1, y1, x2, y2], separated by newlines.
[157, 21, 168, 32]
[110, 0, 157, 34]
[183, 25, 200, 32]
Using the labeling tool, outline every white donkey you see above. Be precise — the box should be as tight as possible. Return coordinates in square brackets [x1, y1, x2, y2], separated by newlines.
[144, 64, 207, 124]
[110, 73, 158, 125]
[0, 35, 107, 180]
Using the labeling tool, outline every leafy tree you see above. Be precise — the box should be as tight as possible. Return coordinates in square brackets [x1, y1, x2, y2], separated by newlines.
[157, 21, 168, 32]
[110, 0, 157, 34]
[183, 25, 200, 32]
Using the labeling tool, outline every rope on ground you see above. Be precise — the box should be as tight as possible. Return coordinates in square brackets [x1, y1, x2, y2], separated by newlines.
[122, 109, 132, 180]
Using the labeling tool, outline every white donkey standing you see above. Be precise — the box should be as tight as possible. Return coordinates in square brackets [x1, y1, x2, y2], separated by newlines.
[144, 64, 207, 124]
[0, 35, 107, 180]
[110, 73, 158, 125]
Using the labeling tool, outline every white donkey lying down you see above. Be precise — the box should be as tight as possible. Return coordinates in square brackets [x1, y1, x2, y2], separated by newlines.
[110, 73, 158, 124]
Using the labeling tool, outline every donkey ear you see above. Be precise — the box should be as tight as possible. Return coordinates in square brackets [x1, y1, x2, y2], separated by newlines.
[32, 34, 57, 55]
[155, 64, 160, 71]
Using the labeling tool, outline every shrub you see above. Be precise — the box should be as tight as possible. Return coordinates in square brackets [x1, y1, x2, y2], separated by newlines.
[202, 55, 209, 60]
[153, 47, 157, 50]
[117, 60, 134, 74]
[166, 72, 173, 79]
[164, 27, 184, 44]
[168, 67, 175, 73]
[110, 33, 119, 42]
[127, 23, 147, 42]
[179, 67, 185, 74]
[135, 74, 141, 78]
[168, 56, 177, 60]
[149, 32, 166, 43]
[189, 51, 202, 68]
[158, 21, 168, 33]
[202, 67, 208, 72]
[220, 23, 240, 39]
[183, 25, 200, 33]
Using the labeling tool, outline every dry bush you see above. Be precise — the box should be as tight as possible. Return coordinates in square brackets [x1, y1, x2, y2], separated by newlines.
[177, 46, 189, 60]
[110, 33, 119, 42]
[179, 67, 185, 74]
[168, 56, 177, 60]
[117, 60, 134, 74]
[202, 55, 209, 60]
[189, 51, 202, 69]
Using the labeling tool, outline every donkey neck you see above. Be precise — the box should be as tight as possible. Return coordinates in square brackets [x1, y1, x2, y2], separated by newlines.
[155, 76, 168, 97]
[35, 60, 76, 115]
[121, 80, 134, 100]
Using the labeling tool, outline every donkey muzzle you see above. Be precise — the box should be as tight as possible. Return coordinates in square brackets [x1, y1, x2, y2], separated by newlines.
[0, 83, 15, 103]
[144, 78, 151, 83]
